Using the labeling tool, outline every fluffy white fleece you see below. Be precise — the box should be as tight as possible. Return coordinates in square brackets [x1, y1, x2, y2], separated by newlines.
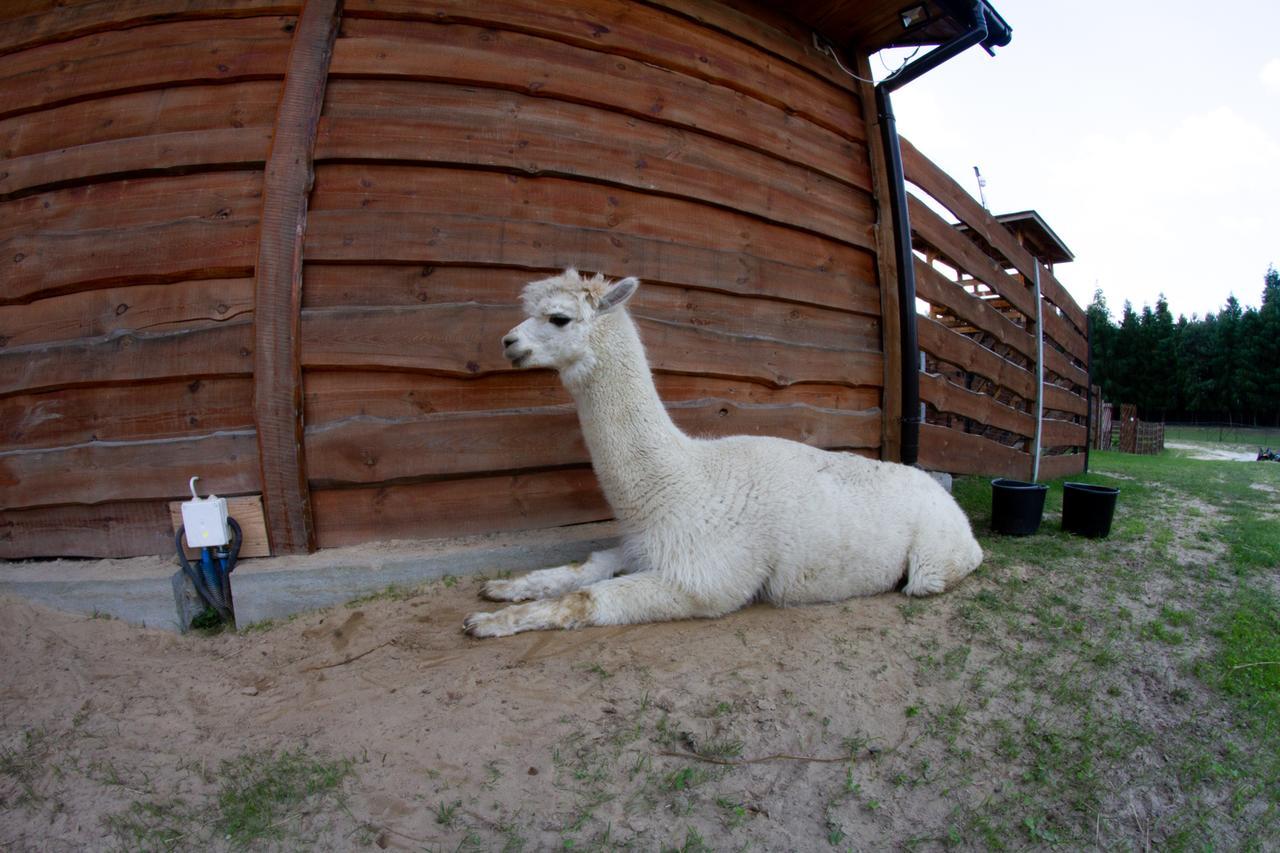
[464, 270, 982, 637]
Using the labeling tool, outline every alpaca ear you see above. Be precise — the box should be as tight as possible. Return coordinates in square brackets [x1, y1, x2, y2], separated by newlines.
[598, 277, 639, 313]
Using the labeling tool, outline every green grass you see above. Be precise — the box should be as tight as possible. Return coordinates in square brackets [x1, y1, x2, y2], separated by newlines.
[1165, 424, 1280, 450]
[102, 747, 353, 850]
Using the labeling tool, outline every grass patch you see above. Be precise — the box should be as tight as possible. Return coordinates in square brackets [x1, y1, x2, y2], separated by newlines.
[103, 747, 352, 850]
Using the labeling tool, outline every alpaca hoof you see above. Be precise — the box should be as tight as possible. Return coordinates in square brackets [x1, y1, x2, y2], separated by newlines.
[463, 611, 510, 638]
[480, 579, 530, 602]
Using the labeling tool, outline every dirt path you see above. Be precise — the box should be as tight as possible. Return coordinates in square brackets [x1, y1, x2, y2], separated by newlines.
[0, 578, 974, 851]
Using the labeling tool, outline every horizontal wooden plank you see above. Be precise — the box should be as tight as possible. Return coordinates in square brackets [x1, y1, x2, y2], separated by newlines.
[0, 81, 281, 160]
[339, 0, 862, 144]
[0, 319, 254, 396]
[1041, 305, 1089, 364]
[1044, 383, 1089, 417]
[0, 499, 175, 558]
[917, 315, 1036, 401]
[1, 126, 273, 198]
[919, 371, 1035, 439]
[315, 87, 872, 242]
[304, 399, 879, 485]
[306, 163, 867, 257]
[311, 467, 613, 548]
[0, 16, 293, 120]
[900, 134, 1087, 333]
[1038, 452, 1086, 481]
[2, 171, 262, 302]
[302, 265, 878, 352]
[0, 429, 260, 509]
[908, 195, 1036, 321]
[0, 1, 298, 56]
[304, 213, 877, 316]
[300, 304, 884, 388]
[915, 258, 1035, 362]
[917, 422, 1027, 479]
[0, 169, 262, 238]
[303, 369, 882, 424]
[1043, 344, 1089, 389]
[0, 277, 253, 348]
[1041, 418, 1087, 449]
[327, 22, 864, 184]
[3, 376, 254, 450]
[640, 0, 858, 94]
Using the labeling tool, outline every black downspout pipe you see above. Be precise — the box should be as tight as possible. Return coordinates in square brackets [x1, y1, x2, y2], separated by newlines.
[1084, 316, 1093, 472]
[873, 1, 1007, 465]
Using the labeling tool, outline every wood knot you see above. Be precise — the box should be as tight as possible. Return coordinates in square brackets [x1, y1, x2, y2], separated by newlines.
[216, 63, 229, 73]
[239, 347, 251, 357]
[465, 361, 480, 373]
[12, 252, 24, 263]
[115, 303, 129, 315]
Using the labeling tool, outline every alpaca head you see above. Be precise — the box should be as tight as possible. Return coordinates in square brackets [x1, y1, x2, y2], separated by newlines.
[502, 269, 639, 381]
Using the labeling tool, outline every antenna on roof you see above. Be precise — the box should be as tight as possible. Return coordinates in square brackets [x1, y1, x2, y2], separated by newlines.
[973, 166, 988, 211]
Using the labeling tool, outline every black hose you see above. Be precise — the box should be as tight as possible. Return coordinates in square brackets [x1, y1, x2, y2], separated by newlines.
[175, 517, 242, 625]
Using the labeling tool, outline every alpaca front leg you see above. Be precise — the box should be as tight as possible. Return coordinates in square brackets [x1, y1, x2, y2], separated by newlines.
[464, 573, 730, 638]
[480, 547, 623, 601]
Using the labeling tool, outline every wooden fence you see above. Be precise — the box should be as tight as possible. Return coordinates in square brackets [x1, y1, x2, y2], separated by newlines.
[900, 138, 1090, 481]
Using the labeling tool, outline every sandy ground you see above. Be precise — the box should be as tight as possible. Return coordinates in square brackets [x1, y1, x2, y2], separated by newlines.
[1165, 441, 1260, 462]
[0, 575, 986, 851]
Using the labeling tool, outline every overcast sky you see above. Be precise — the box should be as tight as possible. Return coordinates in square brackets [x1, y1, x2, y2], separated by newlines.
[874, 0, 1280, 321]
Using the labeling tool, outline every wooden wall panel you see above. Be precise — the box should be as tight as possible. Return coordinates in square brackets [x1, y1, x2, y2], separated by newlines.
[314, 85, 871, 242]
[0, 320, 254, 397]
[303, 370, 881, 425]
[0, 277, 253, 348]
[2, 171, 262, 301]
[339, 0, 861, 142]
[918, 316, 1036, 401]
[915, 259, 1035, 362]
[0, 81, 281, 160]
[305, 400, 879, 486]
[919, 372, 1034, 439]
[0, 500, 176, 559]
[1038, 452, 1086, 481]
[917, 423, 1026, 479]
[0, 16, 294, 119]
[0, 1, 299, 56]
[311, 468, 613, 549]
[2, 377, 254, 450]
[300, 304, 882, 388]
[0, 429, 260, 509]
[327, 22, 863, 183]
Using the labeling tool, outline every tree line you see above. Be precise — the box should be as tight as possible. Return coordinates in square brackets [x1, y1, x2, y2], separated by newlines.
[1086, 266, 1280, 425]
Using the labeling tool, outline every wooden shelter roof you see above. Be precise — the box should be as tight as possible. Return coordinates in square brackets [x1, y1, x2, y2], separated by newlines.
[956, 209, 1075, 267]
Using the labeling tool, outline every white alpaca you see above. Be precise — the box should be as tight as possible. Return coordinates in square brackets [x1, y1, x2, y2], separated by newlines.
[463, 270, 982, 638]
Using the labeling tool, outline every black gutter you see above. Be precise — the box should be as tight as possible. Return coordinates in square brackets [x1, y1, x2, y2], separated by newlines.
[874, 1, 1010, 465]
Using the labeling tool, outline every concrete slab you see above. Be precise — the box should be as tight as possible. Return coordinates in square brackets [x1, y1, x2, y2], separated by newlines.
[0, 522, 620, 632]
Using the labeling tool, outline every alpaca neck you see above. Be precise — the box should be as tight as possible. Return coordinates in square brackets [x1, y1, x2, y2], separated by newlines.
[564, 311, 690, 521]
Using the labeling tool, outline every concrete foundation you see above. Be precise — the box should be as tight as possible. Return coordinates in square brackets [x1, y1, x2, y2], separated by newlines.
[0, 522, 620, 632]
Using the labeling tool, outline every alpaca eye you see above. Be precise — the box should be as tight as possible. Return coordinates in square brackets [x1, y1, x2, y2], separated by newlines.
[548, 315, 572, 327]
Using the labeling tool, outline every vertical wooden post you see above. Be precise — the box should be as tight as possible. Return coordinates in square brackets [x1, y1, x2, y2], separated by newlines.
[253, 0, 341, 554]
[854, 50, 903, 462]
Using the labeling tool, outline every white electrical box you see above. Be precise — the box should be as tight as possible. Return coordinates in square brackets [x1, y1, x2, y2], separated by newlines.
[181, 477, 230, 548]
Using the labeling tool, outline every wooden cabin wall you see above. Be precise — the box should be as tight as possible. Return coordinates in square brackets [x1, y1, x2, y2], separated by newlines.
[302, 0, 885, 547]
[0, 3, 299, 557]
[0, 0, 885, 557]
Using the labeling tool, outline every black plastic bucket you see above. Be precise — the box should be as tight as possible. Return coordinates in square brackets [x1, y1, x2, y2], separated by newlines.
[1061, 482, 1120, 538]
[991, 478, 1048, 536]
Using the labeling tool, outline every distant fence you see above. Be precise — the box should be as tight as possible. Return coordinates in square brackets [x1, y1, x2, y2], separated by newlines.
[900, 138, 1089, 481]
[1098, 403, 1164, 455]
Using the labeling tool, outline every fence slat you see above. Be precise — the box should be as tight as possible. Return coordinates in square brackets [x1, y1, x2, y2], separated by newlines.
[919, 372, 1035, 438]
[918, 315, 1036, 400]
[915, 258, 1036, 361]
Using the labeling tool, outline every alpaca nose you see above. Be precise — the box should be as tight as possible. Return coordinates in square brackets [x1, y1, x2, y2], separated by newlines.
[502, 334, 518, 348]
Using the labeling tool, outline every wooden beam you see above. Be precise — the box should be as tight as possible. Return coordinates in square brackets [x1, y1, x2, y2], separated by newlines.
[853, 49, 902, 462]
[253, 0, 340, 555]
